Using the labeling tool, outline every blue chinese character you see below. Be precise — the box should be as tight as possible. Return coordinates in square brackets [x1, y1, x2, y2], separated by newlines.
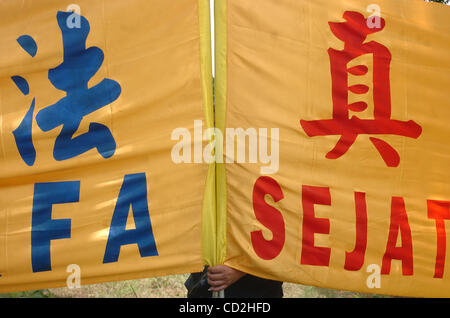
[12, 11, 121, 165]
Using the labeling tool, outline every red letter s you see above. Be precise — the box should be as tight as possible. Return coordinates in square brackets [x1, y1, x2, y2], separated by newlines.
[251, 176, 285, 260]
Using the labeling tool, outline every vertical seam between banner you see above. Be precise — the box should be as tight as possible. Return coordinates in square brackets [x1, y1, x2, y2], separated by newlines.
[198, 0, 216, 267]
[214, 0, 228, 265]
[222, 0, 229, 265]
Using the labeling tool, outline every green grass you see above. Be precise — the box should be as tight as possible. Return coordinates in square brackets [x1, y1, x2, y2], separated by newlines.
[0, 289, 54, 298]
[282, 282, 391, 298]
[0, 274, 391, 298]
[49, 274, 190, 298]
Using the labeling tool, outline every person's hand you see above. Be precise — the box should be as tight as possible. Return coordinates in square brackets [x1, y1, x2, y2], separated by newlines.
[207, 265, 245, 292]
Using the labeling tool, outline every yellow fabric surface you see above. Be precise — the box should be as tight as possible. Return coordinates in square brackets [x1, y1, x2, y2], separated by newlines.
[0, 0, 210, 292]
[221, 0, 450, 297]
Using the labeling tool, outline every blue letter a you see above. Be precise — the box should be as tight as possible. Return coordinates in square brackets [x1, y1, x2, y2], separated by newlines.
[103, 173, 158, 263]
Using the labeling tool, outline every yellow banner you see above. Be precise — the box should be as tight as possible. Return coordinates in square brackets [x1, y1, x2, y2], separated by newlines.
[0, 0, 212, 292]
[219, 0, 450, 297]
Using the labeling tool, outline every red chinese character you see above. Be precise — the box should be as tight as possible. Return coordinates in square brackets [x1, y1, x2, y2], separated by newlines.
[300, 11, 422, 167]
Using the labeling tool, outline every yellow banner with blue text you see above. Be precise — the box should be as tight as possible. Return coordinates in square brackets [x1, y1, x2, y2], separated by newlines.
[2, 0, 450, 298]
[0, 0, 213, 292]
